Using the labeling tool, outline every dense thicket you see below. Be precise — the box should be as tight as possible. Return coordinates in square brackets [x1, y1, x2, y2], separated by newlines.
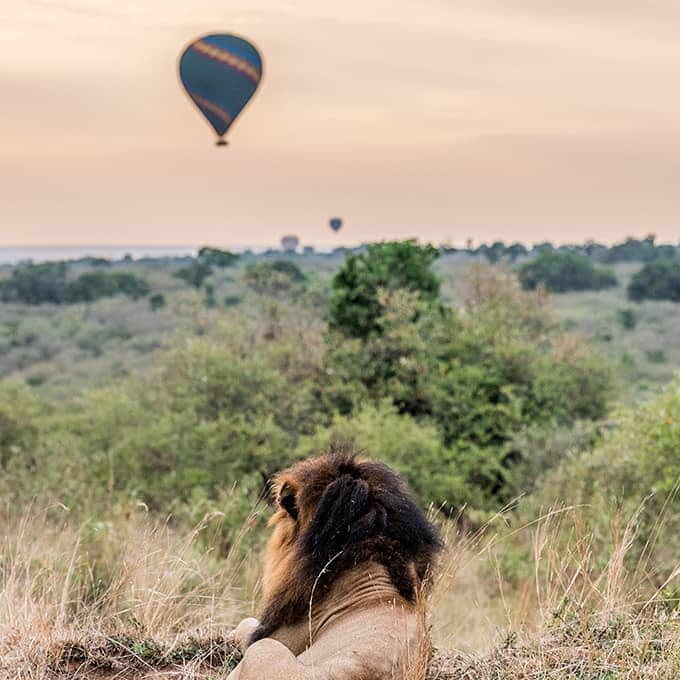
[530, 375, 680, 573]
[628, 261, 680, 303]
[329, 241, 440, 339]
[518, 252, 618, 293]
[0, 262, 151, 304]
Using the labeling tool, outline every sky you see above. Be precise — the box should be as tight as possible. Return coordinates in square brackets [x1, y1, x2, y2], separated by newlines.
[1, 0, 679, 248]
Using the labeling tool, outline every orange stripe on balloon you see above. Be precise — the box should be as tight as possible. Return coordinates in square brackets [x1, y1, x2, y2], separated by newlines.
[189, 92, 233, 126]
[192, 40, 261, 83]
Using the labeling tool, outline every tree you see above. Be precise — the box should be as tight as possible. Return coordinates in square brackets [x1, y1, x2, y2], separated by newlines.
[243, 260, 306, 297]
[62, 271, 150, 303]
[174, 260, 212, 288]
[518, 252, 618, 293]
[628, 261, 680, 302]
[149, 293, 166, 311]
[329, 240, 440, 339]
[197, 247, 239, 268]
[0, 261, 68, 304]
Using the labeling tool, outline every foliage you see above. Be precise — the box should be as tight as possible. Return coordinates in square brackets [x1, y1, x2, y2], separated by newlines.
[243, 260, 306, 297]
[0, 261, 68, 304]
[628, 261, 680, 303]
[320, 267, 613, 511]
[298, 401, 480, 510]
[198, 246, 239, 268]
[0, 262, 151, 304]
[0, 380, 45, 469]
[329, 240, 440, 339]
[0, 321, 322, 547]
[532, 375, 680, 571]
[518, 252, 618, 293]
[174, 260, 213, 288]
[617, 307, 637, 330]
[149, 293, 166, 311]
[63, 271, 150, 303]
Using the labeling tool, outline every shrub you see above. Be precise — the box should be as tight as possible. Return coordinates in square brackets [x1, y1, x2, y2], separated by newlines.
[0, 380, 45, 469]
[0, 261, 68, 304]
[329, 240, 440, 339]
[628, 261, 680, 302]
[197, 247, 239, 268]
[532, 376, 680, 573]
[149, 293, 166, 311]
[243, 260, 306, 297]
[298, 401, 481, 510]
[0, 264, 150, 305]
[63, 271, 150, 303]
[320, 268, 613, 512]
[174, 261, 212, 288]
[518, 252, 618, 293]
[617, 307, 637, 329]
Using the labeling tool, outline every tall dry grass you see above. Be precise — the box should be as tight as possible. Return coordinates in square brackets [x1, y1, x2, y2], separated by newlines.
[0, 502, 677, 678]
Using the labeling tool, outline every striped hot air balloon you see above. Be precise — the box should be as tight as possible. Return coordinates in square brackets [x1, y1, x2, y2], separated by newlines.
[179, 34, 263, 146]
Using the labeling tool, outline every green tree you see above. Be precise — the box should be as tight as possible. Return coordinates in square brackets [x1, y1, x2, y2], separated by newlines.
[628, 261, 680, 302]
[198, 247, 239, 268]
[174, 261, 213, 288]
[0, 261, 68, 304]
[320, 267, 612, 512]
[62, 271, 150, 303]
[519, 252, 618, 293]
[243, 260, 306, 297]
[149, 293, 166, 311]
[329, 240, 440, 339]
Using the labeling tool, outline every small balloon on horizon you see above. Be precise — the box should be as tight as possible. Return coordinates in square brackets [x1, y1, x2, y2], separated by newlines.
[329, 217, 343, 233]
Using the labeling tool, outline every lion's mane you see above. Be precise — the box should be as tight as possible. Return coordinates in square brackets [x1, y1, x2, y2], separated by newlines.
[251, 448, 442, 643]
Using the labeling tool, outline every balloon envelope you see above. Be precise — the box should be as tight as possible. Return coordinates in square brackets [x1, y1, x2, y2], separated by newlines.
[329, 217, 343, 232]
[179, 34, 263, 144]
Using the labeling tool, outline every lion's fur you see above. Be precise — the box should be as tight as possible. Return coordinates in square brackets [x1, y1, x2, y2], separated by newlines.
[227, 449, 442, 680]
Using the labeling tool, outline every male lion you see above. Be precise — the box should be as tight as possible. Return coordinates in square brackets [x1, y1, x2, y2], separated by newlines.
[227, 450, 442, 680]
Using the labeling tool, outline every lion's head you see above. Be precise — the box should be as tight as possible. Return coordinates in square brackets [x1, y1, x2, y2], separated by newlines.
[251, 447, 443, 643]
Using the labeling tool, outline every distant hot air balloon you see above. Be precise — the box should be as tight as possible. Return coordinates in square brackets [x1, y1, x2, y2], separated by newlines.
[329, 217, 343, 233]
[280, 235, 300, 253]
[179, 34, 263, 147]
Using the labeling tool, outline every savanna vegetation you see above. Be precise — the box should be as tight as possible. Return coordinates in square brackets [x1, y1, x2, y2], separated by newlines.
[0, 239, 678, 678]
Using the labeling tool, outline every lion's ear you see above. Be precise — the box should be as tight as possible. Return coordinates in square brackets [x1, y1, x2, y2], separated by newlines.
[278, 481, 298, 520]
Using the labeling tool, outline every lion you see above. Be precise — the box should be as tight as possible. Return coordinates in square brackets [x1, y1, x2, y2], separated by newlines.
[227, 449, 443, 680]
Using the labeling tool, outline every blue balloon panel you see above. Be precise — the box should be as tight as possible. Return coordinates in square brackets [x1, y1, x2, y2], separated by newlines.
[179, 34, 263, 143]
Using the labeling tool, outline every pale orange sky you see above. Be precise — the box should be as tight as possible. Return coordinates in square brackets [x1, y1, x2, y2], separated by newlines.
[1, 0, 679, 247]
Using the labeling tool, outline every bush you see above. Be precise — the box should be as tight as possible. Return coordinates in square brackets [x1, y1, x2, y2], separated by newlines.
[197, 247, 239, 268]
[0, 321, 323, 547]
[243, 260, 306, 297]
[329, 240, 440, 339]
[532, 376, 680, 573]
[0, 261, 68, 304]
[298, 401, 480, 510]
[617, 307, 637, 329]
[320, 268, 613, 512]
[149, 293, 166, 311]
[0, 263, 150, 305]
[518, 252, 618, 293]
[63, 271, 150, 303]
[174, 261, 212, 289]
[0, 380, 45, 469]
[628, 261, 680, 302]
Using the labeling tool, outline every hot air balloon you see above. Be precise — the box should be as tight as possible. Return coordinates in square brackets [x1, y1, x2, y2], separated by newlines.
[179, 34, 263, 147]
[329, 217, 343, 233]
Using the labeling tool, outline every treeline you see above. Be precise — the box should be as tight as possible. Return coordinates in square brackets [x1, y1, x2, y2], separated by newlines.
[441, 234, 678, 264]
[518, 251, 680, 302]
[0, 261, 150, 305]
